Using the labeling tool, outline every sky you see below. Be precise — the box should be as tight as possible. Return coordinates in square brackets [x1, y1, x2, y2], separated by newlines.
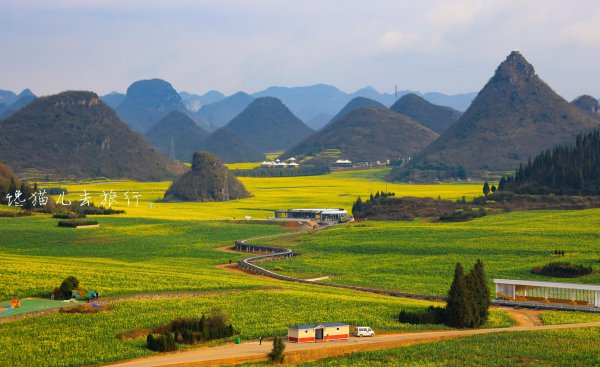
[1, 0, 599, 99]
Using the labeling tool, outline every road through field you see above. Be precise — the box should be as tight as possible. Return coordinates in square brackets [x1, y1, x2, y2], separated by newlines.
[107, 321, 600, 367]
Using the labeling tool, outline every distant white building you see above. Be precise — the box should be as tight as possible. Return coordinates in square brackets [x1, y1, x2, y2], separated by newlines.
[332, 159, 352, 167]
[260, 157, 300, 168]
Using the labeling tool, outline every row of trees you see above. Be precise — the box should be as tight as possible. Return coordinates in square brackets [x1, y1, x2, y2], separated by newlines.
[498, 130, 600, 195]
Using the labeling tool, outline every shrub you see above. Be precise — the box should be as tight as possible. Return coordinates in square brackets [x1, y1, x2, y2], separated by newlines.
[398, 306, 447, 324]
[532, 262, 593, 278]
[147, 333, 177, 352]
[57, 220, 98, 228]
[268, 336, 285, 363]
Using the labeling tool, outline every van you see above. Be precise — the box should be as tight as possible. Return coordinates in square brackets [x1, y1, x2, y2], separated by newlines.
[353, 326, 375, 337]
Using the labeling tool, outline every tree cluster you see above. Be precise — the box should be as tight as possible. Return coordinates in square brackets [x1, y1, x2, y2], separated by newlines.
[499, 130, 600, 195]
[351, 191, 395, 217]
[399, 261, 490, 329]
[146, 312, 235, 352]
[445, 260, 490, 328]
[53, 276, 81, 300]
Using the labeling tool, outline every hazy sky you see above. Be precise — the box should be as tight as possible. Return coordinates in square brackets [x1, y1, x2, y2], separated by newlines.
[1, 0, 599, 99]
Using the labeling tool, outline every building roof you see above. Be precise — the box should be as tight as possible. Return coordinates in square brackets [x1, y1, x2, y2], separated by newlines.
[494, 278, 600, 291]
[289, 322, 349, 330]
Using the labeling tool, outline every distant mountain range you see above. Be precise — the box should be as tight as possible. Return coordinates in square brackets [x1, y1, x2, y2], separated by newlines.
[195, 92, 254, 130]
[0, 89, 36, 118]
[572, 95, 600, 120]
[0, 91, 184, 180]
[390, 51, 600, 181]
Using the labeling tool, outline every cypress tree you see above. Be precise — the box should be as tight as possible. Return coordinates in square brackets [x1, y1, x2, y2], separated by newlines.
[268, 336, 285, 363]
[472, 259, 490, 326]
[482, 181, 490, 196]
[446, 263, 472, 328]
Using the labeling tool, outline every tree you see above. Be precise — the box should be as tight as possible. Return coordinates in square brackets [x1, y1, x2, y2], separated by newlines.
[464, 260, 490, 328]
[498, 176, 506, 191]
[445, 263, 473, 328]
[482, 181, 490, 197]
[268, 336, 285, 363]
[490, 185, 497, 193]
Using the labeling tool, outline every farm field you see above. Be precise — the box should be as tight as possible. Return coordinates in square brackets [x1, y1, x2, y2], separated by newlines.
[0, 287, 513, 367]
[0, 216, 286, 299]
[2, 168, 600, 366]
[243, 327, 600, 367]
[259, 209, 600, 296]
[41, 168, 482, 221]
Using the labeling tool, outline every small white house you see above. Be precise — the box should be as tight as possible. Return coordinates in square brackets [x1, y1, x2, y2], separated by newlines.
[288, 323, 350, 343]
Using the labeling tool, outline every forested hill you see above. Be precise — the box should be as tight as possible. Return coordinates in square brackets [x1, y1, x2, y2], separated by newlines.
[501, 130, 600, 195]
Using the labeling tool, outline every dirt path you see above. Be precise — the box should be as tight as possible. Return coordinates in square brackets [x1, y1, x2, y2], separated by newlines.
[106, 321, 600, 367]
[502, 308, 542, 327]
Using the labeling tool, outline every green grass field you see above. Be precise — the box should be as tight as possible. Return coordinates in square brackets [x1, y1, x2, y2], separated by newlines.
[259, 210, 600, 296]
[2, 167, 600, 366]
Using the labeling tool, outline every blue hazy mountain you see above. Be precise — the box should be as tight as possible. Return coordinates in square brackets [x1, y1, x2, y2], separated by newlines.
[116, 79, 187, 133]
[180, 90, 225, 112]
[195, 91, 254, 130]
[251, 84, 476, 130]
[0, 89, 37, 118]
[100, 92, 126, 109]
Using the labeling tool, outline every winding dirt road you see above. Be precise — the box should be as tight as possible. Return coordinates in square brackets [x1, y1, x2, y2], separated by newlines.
[107, 321, 600, 367]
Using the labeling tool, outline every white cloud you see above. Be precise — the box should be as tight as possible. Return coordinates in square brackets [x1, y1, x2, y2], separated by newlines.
[562, 18, 600, 47]
[426, 0, 484, 30]
[377, 31, 421, 52]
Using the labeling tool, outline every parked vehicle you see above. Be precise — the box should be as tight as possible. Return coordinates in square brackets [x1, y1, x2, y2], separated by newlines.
[353, 326, 375, 337]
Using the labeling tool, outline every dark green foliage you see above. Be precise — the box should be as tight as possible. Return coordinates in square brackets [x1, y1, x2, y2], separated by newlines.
[57, 220, 98, 228]
[54, 276, 80, 300]
[146, 311, 235, 352]
[552, 250, 566, 257]
[398, 306, 447, 325]
[532, 262, 593, 278]
[445, 263, 473, 328]
[482, 181, 490, 196]
[146, 332, 177, 352]
[283, 105, 438, 164]
[164, 151, 251, 202]
[232, 165, 329, 177]
[466, 260, 490, 326]
[500, 130, 600, 195]
[444, 261, 490, 328]
[268, 336, 285, 364]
